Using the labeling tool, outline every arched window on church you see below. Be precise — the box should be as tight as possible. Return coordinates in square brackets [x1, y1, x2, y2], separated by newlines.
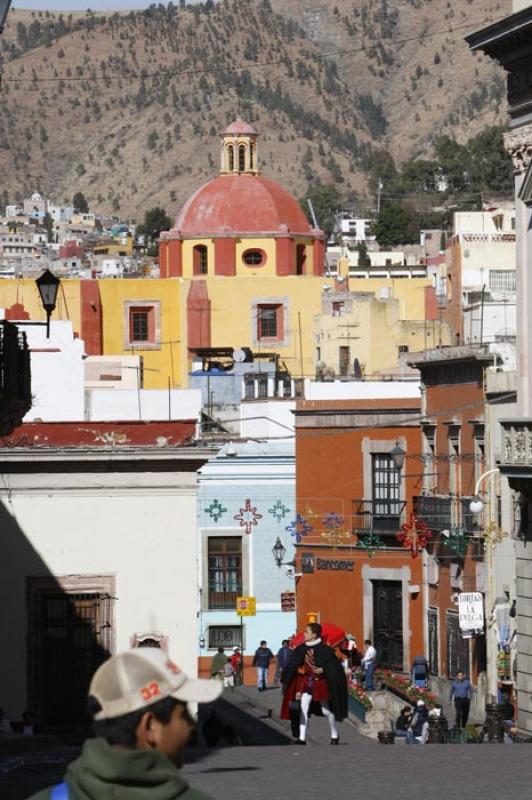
[193, 244, 208, 275]
[227, 144, 234, 172]
[296, 244, 307, 275]
[238, 144, 246, 173]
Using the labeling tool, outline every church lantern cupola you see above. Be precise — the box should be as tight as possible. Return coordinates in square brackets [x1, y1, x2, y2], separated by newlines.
[220, 119, 259, 176]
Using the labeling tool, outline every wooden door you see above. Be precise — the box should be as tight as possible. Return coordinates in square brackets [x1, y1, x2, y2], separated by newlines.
[373, 580, 403, 670]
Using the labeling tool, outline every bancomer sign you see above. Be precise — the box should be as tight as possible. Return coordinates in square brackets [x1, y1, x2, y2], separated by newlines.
[316, 558, 354, 572]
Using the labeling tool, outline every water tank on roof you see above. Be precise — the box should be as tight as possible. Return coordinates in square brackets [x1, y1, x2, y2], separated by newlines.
[233, 347, 253, 363]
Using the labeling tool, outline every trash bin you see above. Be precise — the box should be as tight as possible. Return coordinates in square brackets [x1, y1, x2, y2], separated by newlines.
[428, 715, 449, 743]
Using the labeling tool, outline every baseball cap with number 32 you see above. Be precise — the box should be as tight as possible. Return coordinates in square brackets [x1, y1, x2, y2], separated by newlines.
[89, 648, 223, 720]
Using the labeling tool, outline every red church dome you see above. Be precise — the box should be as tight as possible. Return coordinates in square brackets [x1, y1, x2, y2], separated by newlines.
[173, 174, 314, 237]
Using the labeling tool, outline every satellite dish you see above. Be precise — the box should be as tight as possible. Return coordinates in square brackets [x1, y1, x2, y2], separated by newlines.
[233, 349, 247, 363]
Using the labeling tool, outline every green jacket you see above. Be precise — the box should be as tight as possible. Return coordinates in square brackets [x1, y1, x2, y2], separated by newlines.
[210, 653, 227, 675]
[28, 737, 213, 800]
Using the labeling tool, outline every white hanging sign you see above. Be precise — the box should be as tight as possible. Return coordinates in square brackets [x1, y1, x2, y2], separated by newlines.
[458, 592, 484, 632]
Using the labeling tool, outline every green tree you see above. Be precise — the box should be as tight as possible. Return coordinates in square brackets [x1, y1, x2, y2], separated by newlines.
[372, 203, 417, 247]
[433, 136, 469, 193]
[467, 126, 513, 196]
[137, 206, 172, 249]
[72, 191, 89, 213]
[300, 183, 342, 239]
[357, 240, 371, 266]
[401, 159, 439, 194]
[43, 212, 54, 243]
[368, 150, 399, 198]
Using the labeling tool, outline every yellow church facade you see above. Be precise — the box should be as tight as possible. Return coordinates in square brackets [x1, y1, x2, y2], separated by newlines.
[0, 121, 443, 389]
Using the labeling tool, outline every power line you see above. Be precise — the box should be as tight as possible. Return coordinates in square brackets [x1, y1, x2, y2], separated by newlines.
[1, 14, 498, 85]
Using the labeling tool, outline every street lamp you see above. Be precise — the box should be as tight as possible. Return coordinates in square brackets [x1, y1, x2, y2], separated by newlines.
[272, 537, 296, 569]
[0, 0, 13, 34]
[272, 537, 286, 568]
[390, 442, 406, 471]
[469, 469, 499, 515]
[35, 269, 60, 338]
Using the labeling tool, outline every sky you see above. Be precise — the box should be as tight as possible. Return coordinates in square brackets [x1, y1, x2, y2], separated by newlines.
[12, 0, 201, 10]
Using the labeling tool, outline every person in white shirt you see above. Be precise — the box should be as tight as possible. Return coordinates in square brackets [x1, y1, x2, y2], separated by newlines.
[362, 640, 377, 691]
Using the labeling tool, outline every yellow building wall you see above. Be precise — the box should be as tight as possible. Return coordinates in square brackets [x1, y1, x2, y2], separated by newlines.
[315, 279, 451, 377]
[181, 239, 216, 279]
[0, 279, 82, 334]
[204, 275, 324, 379]
[98, 279, 184, 389]
[234, 238, 277, 277]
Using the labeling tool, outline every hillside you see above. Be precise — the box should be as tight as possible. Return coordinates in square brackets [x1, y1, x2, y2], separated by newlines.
[0, 0, 510, 220]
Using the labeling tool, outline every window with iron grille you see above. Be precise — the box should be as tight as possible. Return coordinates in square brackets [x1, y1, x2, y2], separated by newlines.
[446, 611, 469, 678]
[257, 375, 268, 398]
[489, 270, 515, 293]
[428, 607, 439, 675]
[208, 625, 243, 650]
[244, 377, 255, 400]
[372, 454, 401, 516]
[131, 311, 149, 342]
[257, 305, 279, 340]
[208, 537, 242, 610]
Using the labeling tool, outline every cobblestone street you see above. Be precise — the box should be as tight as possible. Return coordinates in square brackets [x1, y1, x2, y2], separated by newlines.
[2, 686, 530, 800]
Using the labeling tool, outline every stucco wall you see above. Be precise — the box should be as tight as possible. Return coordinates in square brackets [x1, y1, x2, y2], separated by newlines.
[0, 469, 199, 719]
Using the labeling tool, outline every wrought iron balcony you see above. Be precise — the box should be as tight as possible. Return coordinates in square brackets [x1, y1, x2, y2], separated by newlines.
[352, 499, 406, 536]
[0, 320, 31, 435]
[413, 495, 452, 532]
[208, 583, 242, 610]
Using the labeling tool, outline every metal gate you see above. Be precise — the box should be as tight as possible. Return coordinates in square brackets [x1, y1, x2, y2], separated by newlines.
[446, 610, 469, 678]
[29, 591, 112, 726]
[373, 580, 403, 670]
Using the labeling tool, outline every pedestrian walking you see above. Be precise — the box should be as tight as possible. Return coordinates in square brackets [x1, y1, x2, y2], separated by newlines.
[362, 639, 377, 691]
[274, 639, 291, 686]
[210, 647, 227, 681]
[449, 670, 472, 728]
[252, 641, 274, 691]
[28, 647, 221, 799]
[223, 659, 234, 690]
[230, 647, 243, 686]
[406, 700, 429, 744]
[280, 622, 348, 745]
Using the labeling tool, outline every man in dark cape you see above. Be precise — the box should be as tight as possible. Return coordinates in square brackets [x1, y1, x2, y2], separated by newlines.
[280, 622, 347, 744]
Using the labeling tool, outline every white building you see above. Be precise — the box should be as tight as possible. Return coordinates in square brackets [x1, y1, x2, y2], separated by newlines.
[0, 423, 212, 724]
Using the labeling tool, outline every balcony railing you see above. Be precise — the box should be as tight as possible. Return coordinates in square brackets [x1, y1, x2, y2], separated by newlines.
[0, 320, 31, 435]
[413, 495, 452, 532]
[208, 584, 242, 610]
[352, 499, 406, 536]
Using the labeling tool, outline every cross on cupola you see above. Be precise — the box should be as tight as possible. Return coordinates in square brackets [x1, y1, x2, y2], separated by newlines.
[220, 119, 259, 176]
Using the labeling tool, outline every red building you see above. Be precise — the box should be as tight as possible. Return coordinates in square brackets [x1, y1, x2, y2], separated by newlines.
[293, 394, 425, 673]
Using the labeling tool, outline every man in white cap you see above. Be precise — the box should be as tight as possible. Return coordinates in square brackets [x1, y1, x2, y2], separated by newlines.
[28, 648, 222, 800]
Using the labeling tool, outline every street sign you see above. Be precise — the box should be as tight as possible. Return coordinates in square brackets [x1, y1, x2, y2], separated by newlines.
[281, 591, 296, 612]
[236, 596, 256, 616]
[458, 592, 484, 632]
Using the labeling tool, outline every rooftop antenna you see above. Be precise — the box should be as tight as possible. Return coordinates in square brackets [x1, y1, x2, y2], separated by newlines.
[307, 199, 319, 229]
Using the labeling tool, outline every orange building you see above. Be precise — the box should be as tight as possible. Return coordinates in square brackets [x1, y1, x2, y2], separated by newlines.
[293, 394, 426, 673]
[409, 345, 493, 686]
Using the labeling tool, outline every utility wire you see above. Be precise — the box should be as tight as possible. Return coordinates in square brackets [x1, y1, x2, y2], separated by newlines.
[1, 14, 498, 85]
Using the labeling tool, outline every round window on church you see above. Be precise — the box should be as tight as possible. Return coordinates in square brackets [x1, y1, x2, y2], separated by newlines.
[242, 249, 266, 267]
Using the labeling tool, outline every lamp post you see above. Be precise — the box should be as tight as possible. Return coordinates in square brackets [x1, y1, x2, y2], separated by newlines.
[35, 269, 60, 338]
[469, 467, 500, 704]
